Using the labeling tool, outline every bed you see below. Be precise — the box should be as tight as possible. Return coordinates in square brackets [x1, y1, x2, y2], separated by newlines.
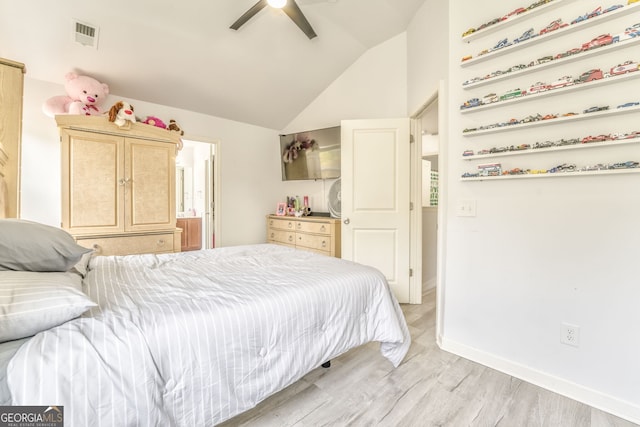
[0, 219, 410, 426]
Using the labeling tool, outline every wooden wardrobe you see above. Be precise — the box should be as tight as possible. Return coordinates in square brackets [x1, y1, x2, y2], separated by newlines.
[0, 57, 26, 218]
[57, 115, 183, 256]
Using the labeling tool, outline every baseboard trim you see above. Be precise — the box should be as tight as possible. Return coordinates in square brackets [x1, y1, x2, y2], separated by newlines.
[440, 337, 640, 425]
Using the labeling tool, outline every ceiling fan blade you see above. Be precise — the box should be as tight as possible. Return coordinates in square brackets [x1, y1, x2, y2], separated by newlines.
[282, 1, 317, 39]
[230, 0, 269, 30]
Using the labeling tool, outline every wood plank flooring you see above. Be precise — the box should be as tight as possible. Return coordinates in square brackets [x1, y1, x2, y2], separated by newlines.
[220, 290, 637, 427]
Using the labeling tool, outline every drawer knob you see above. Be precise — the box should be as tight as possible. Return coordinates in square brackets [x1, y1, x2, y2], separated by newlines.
[158, 239, 165, 246]
[288, 222, 293, 228]
[270, 232, 275, 238]
[288, 235, 294, 242]
[322, 240, 326, 248]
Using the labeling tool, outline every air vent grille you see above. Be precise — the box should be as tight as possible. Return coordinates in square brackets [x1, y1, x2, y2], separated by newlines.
[73, 20, 99, 48]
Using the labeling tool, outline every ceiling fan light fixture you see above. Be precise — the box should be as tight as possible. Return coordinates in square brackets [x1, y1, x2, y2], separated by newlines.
[267, 0, 287, 8]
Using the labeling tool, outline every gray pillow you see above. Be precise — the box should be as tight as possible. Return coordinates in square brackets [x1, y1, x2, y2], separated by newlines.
[0, 219, 93, 272]
[0, 271, 96, 342]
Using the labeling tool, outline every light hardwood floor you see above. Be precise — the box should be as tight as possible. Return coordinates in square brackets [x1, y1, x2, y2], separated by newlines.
[221, 290, 637, 427]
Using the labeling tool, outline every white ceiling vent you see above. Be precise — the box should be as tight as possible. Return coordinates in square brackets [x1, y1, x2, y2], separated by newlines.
[72, 19, 99, 49]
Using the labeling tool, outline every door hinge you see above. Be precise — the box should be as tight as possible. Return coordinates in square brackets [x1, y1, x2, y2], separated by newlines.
[410, 202, 414, 210]
[409, 268, 414, 277]
[410, 134, 415, 143]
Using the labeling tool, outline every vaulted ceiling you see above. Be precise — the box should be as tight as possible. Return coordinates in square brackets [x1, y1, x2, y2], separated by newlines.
[0, 0, 426, 129]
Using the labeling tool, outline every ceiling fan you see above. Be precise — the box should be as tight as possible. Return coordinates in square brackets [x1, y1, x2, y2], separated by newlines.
[230, 0, 318, 39]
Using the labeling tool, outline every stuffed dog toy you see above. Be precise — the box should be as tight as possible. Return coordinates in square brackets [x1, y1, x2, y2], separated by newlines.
[108, 101, 136, 127]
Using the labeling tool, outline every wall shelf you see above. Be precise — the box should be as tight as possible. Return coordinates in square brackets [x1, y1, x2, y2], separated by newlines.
[462, 104, 640, 137]
[462, 37, 640, 90]
[461, 0, 574, 43]
[461, 167, 640, 181]
[462, 137, 640, 161]
[461, 71, 640, 114]
[461, 3, 640, 67]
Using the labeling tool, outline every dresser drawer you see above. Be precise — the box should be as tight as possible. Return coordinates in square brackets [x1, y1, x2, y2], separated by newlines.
[268, 229, 296, 245]
[77, 233, 175, 256]
[295, 220, 332, 235]
[296, 233, 332, 252]
[268, 218, 296, 231]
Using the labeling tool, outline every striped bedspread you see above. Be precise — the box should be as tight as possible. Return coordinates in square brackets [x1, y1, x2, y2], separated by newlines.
[6, 244, 410, 426]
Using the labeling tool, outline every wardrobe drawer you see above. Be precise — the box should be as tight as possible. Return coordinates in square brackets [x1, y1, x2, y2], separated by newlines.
[77, 233, 176, 256]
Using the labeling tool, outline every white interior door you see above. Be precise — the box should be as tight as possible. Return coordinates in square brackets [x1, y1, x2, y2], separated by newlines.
[341, 118, 411, 303]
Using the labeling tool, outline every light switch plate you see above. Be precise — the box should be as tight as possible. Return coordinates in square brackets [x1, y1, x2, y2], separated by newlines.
[456, 199, 477, 217]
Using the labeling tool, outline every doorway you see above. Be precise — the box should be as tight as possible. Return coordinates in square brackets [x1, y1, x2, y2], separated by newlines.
[176, 139, 220, 249]
[410, 81, 447, 341]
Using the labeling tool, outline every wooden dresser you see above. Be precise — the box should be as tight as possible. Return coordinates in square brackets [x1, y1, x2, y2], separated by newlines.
[266, 215, 341, 258]
[57, 115, 183, 256]
[176, 217, 202, 251]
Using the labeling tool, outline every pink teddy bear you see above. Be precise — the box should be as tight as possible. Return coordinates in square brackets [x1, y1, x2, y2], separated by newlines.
[42, 72, 110, 118]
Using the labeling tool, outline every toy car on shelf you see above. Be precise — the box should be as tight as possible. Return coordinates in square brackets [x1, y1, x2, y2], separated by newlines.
[535, 56, 554, 65]
[611, 161, 639, 169]
[581, 134, 612, 143]
[513, 28, 537, 43]
[541, 113, 558, 120]
[463, 77, 482, 86]
[613, 131, 640, 139]
[490, 38, 511, 52]
[478, 163, 502, 176]
[477, 149, 491, 155]
[610, 61, 639, 75]
[482, 93, 499, 104]
[462, 28, 476, 37]
[460, 98, 481, 109]
[562, 112, 579, 117]
[521, 113, 543, 123]
[507, 64, 528, 72]
[603, 4, 624, 13]
[617, 101, 640, 108]
[503, 7, 527, 20]
[549, 75, 574, 89]
[539, 18, 568, 35]
[528, 81, 550, 94]
[581, 34, 613, 50]
[583, 105, 609, 113]
[613, 23, 640, 42]
[548, 163, 577, 173]
[463, 128, 478, 133]
[461, 55, 473, 62]
[499, 88, 526, 101]
[571, 6, 601, 24]
[555, 48, 581, 59]
[630, 0, 640, 4]
[557, 138, 580, 145]
[576, 68, 604, 83]
[463, 150, 474, 157]
[533, 141, 555, 149]
[510, 143, 531, 150]
[461, 172, 480, 178]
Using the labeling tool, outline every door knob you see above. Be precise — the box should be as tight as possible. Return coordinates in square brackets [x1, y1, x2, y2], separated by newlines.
[343, 218, 350, 225]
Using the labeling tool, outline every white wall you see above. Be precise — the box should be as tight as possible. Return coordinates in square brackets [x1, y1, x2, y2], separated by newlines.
[21, 77, 282, 247]
[440, 0, 640, 422]
[407, 0, 449, 115]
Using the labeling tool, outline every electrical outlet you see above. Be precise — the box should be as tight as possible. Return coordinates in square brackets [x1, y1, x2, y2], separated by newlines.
[561, 323, 580, 347]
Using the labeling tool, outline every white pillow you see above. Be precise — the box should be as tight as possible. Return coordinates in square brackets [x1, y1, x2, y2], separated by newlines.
[0, 271, 96, 342]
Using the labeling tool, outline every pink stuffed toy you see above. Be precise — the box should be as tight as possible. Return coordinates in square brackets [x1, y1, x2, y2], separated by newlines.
[42, 72, 110, 117]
